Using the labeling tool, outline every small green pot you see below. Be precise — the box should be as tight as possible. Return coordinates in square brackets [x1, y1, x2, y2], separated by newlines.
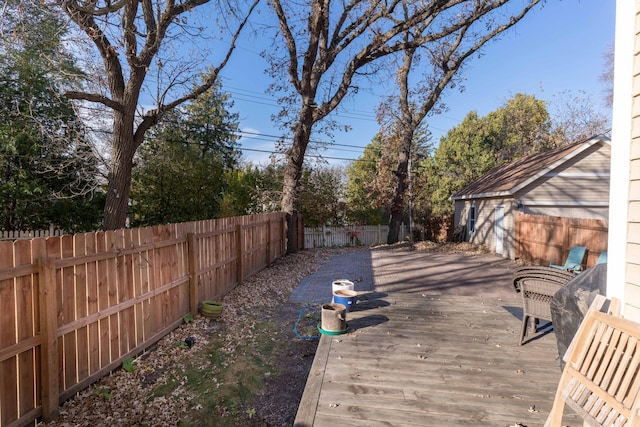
[200, 300, 223, 319]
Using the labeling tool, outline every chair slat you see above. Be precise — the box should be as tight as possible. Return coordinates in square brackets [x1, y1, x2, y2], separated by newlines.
[586, 323, 615, 380]
[601, 333, 630, 392]
[615, 338, 639, 402]
[593, 328, 624, 386]
[546, 297, 640, 427]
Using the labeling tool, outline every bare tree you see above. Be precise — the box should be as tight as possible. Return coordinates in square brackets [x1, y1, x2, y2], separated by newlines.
[600, 43, 614, 108]
[547, 90, 611, 147]
[55, 0, 258, 229]
[267, 0, 542, 252]
[382, 0, 541, 244]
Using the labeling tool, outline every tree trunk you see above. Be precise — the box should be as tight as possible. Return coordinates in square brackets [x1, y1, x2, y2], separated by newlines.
[102, 110, 138, 230]
[386, 132, 413, 244]
[282, 106, 314, 253]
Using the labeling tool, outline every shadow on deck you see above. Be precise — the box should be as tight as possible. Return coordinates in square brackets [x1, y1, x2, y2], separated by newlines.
[292, 248, 579, 426]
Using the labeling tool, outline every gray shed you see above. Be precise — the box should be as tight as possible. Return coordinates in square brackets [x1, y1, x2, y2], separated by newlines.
[451, 137, 611, 259]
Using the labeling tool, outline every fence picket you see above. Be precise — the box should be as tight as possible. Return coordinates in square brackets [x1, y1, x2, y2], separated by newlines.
[1, 240, 18, 426]
[73, 233, 89, 384]
[85, 233, 100, 377]
[61, 235, 77, 391]
[15, 239, 36, 420]
[303, 224, 404, 248]
[96, 231, 110, 370]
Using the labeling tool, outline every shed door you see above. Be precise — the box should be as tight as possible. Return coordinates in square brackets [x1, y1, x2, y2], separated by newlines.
[495, 206, 504, 255]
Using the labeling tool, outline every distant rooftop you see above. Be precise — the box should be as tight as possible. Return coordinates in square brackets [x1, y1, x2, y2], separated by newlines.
[451, 136, 610, 200]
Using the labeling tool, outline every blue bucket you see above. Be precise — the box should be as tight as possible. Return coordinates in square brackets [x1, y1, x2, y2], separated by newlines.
[332, 289, 357, 312]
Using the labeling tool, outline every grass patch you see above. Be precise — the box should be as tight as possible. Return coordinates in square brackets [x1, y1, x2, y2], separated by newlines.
[150, 320, 286, 427]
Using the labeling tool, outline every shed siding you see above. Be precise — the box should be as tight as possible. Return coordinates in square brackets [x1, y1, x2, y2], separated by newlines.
[454, 201, 466, 229]
[523, 206, 608, 220]
[451, 139, 611, 262]
[458, 198, 518, 259]
[516, 143, 610, 220]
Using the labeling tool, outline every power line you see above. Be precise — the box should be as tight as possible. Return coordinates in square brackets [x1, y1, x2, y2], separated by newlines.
[238, 146, 374, 163]
[234, 129, 369, 150]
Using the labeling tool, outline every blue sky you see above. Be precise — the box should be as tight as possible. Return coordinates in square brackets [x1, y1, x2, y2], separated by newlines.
[218, 1, 616, 167]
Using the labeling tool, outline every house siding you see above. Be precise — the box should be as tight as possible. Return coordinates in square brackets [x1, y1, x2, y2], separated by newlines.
[629, 136, 640, 315]
[620, 0, 640, 322]
[625, 3, 640, 321]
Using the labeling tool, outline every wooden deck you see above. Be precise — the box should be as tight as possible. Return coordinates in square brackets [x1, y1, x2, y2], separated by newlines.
[294, 292, 581, 427]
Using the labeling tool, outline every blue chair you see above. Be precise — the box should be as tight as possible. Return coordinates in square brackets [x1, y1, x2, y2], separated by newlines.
[596, 251, 607, 264]
[550, 246, 587, 273]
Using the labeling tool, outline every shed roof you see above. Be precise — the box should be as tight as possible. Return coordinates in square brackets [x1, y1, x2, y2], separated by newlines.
[451, 136, 610, 201]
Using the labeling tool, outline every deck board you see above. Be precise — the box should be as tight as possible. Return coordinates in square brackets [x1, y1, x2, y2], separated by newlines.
[294, 293, 581, 426]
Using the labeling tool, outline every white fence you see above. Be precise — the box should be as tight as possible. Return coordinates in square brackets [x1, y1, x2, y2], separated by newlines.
[0, 226, 65, 240]
[304, 224, 406, 248]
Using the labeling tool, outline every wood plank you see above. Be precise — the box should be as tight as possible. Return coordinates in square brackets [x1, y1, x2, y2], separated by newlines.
[84, 233, 100, 376]
[295, 327, 331, 426]
[0, 240, 18, 425]
[15, 239, 36, 417]
[73, 233, 89, 384]
[60, 235, 77, 390]
[114, 229, 130, 356]
[138, 228, 152, 343]
[123, 229, 136, 351]
[295, 294, 580, 426]
[96, 232, 110, 367]
[105, 230, 119, 363]
[38, 253, 59, 421]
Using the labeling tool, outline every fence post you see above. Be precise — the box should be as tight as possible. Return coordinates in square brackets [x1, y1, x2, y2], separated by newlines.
[561, 217, 570, 261]
[38, 257, 59, 422]
[187, 233, 198, 316]
[265, 219, 271, 267]
[281, 216, 286, 255]
[236, 224, 244, 285]
[322, 224, 327, 247]
[298, 214, 304, 250]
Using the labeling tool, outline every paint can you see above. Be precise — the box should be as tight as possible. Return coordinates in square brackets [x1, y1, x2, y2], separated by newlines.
[332, 289, 357, 312]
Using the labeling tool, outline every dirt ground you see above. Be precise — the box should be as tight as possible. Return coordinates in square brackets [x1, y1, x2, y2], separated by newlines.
[39, 242, 494, 427]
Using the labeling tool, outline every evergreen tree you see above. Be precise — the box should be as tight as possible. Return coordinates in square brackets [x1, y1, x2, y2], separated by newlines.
[0, 2, 103, 232]
[129, 81, 240, 226]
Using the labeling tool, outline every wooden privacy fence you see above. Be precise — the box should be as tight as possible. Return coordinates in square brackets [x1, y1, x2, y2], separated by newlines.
[0, 212, 286, 427]
[515, 213, 608, 268]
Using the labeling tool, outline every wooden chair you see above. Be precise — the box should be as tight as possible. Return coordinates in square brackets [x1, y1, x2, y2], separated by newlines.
[513, 266, 575, 345]
[545, 296, 640, 426]
[550, 245, 587, 273]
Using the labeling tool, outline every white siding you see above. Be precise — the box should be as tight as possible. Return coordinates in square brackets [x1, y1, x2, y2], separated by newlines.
[626, 3, 640, 319]
[610, 0, 638, 320]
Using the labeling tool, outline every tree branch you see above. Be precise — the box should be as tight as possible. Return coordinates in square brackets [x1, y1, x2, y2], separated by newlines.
[272, 0, 302, 92]
[65, 91, 123, 111]
[134, 0, 260, 141]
